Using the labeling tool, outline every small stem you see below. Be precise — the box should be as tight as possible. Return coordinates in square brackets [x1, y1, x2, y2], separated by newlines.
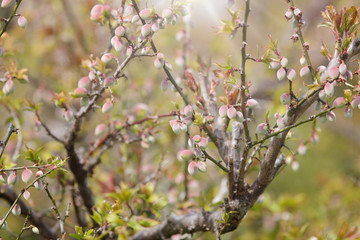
[0, 164, 52, 172]
[0, 123, 16, 159]
[203, 151, 228, 173]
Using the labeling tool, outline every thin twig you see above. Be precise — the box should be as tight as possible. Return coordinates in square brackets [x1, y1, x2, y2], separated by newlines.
[0, 123, 16, 159]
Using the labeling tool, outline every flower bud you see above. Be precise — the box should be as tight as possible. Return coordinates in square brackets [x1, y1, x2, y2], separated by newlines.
[280, 92, 291, 105]
[227, 106, 237, 119]
[236, 111, 244, 122]
[169, 120, 180, 134]
[351, 95, 360, 108]
[344, 107, 352, 119]
[328, 66, 339, 79]
[32, 227, 39, 234]
[346, 70, 353, 80]
[101, 53, 115, 63]
[246, 99, 259, 109]
[88, 71, 96, 80]
[339, 63, 347, 75]
[183, 105, 193, 116]
[269, 61, 280, 70]
[94, 123, 107, 136]
[333, 97, 346, 108]
[197, 161, 207, 173]
[34, 180, 43, 190]
[1, 0, 13, 8]
[162, 7, 173, 20]
[7, 171, 17, 185]
[300, 56, 306, 66]
[90, 4, 104, 21]
[141, 24, 152, 37]
[104, 76, 115, 87]
[151, 21, 160, 32]
[125, 4, 134, 16]
[115, 26, 127, 37]
[17, 15, 27, 28]
[218, 105, 228, 117]
[297, 141, 306, 155]
[280, 57, 288, 67]
[131, 15, 140, 24]
[111, 36, 123, 52]
[71, 87, 87, 98]
[154, 58, 164, 69]
[12, 204, 21, 216]
[287, 68, 296, 81]
[23, 190, 30, 200]
[324, 82, 334, 97]
[285, 9, 293, 20]
[0, 172, 7, 183]
[198, 137, 208, 150]
[21, 167, 33, 183]
[319, 114, 327, 123]
[176, 30, 185, 41]
[0, 219, 7, 230]
[300, 66, 310, 77]
[178, 149, 194, 161]
[326, 111, 336, 122]
[102, 101, 113, 113]
[293, 8, 302, 17]
[78, 76, 90, 89]
[292, 161, 300, 171]
[256, 123, 267, 135]
[3, 79, 14, 96]
[139, 8, 154, 20]
[277, 67, 286, 80]
[161, 79, 168, 91]
[187, 161, 198, 176]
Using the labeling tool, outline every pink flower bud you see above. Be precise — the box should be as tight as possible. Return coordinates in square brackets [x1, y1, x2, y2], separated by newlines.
[319, 90, 326, 101]
[178, 149, 194, 161]
[101, 53, 115, 63]
[125, 4, 134, 16]
[326, 111, 336, 122]
[21, 167, 33, 183]
[139, 8, 154, 20]
[274, 113, 284, 129]
[102, 101, 113, 113]
[95, 123, 107, 136]
[71, 87, 87, 98]
[328, 66, 339, 79]
[141, 24, 152, 37]
[193, 135, 201, 143]
[188, 161, 198, 176]
[111, 36, 123, 52]
[17, 15, 27, 28]
[183, 105, 193, 116]
[23, 190, 30, 200]
[292, 161, 300, 171]
[32, 227, 39, 235]
[297, 141, 306, 155]
[293, 8, 302, 17]
[218, 105, 228, 117]
[285, 9, 293, 20]
[115, 26, 127, 37]
[351, 95, 360, 108]
[287, 68, 296, 81]
[300, 56, 306, 66]
[269, 61, 280, 70]
[169, 120, 180, 134]
[256, 123, 267, 135]
[165, 62, 173, 70]
[197, 161, 207, 172]
[346, 70, 353, 80]
[277, 67, 286, 80]
[1, 0, 13, 8]
[0, 172, 7, 183]
[90, 4, 104, 21]
[344, 107, 353, 119]
[333, 97, 346, 108]
[317, 65, 326, 73]
[35, 170, 43, 177]
[34, 118, 41, 132]
[280, 57, 288, 67]
[236, 111, 244, 122]
[88, 71, 96, 80]
[198, 137, 208, 150]
[154, 58, 164, 69]
[3, 79, 14, 96]
[162, 7, 173, 20]
[34, 180, 43, 190]
[324, 82, 334, 97]
[300, 66, 310, 77]
[104, 76, 115, 87]
[78, 76, 90, 89]
[280, 92, 291, 105]
[12, 204, 21, 216]
[227, 106, 237, 119]
[151, 21, 160, 32]
[246, 99, 259, 109]
[7, 171, 17, 185]
[339, 63, 347, 75]
[176, 30, 185, 41]
[0, 218, 7, 230]
[131, 15, 140, 24]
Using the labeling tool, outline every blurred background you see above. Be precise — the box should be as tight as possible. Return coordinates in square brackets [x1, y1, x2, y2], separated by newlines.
[0, 0, 359, 239]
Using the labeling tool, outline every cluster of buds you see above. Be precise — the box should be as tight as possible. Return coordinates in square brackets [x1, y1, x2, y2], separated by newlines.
[218, 105, 245, 122]
[177, 134, 209, 176]
[269, 57, 298, 81]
